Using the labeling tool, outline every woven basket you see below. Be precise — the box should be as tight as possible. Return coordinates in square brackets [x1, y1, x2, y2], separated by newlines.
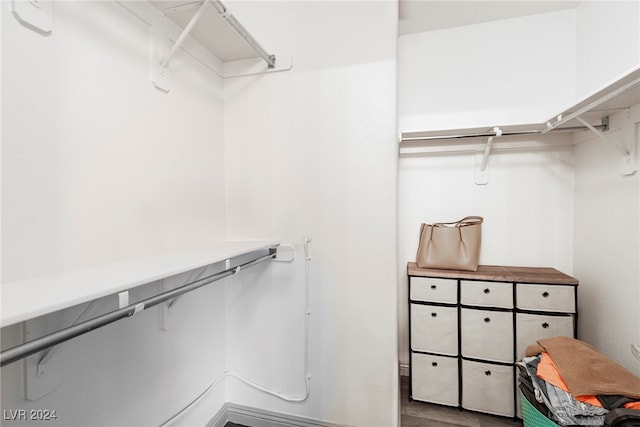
[520, 391, 560, 427]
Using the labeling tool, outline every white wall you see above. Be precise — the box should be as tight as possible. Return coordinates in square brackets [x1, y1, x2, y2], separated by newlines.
[398, 10, 576, 132]
[223, 1, 399, 426]
[1, 1, 228, 425]
[572, 0, 640, 375]
[1, 1, 226, 283]
[574, 1, 640, 99]
[573, 107, 640, 375]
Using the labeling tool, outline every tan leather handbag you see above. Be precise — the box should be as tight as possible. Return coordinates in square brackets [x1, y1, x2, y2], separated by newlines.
[416, 216, 483, 271]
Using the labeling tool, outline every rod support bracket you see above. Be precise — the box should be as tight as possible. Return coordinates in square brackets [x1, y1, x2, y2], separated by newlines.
[130, 303, 145, 318]
[576, 116, 636, 176]
[475, 127, 501, 185]
[274, 244, 295, 262]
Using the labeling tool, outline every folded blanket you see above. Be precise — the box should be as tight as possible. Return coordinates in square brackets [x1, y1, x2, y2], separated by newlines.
[537, 352, 640, 410]
[525, 337, 640, 400]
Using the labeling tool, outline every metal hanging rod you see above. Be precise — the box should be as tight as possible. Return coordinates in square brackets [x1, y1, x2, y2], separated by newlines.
[0, 249, 276, 368]
[400, 124, 606, 143]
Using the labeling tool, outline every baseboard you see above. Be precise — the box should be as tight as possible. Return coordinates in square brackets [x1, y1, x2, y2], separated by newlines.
[206, 403, 231, 427]
[207, 402, 356, 427]
[399, 363, 409, 377]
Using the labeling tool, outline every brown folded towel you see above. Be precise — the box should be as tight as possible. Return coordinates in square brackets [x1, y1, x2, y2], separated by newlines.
[525, 336, 640, 399]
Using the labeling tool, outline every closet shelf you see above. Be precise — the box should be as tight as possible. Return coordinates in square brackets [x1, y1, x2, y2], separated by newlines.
[400, 66, 640, 180]
[400, 65, 640, 144]
[151, 0, 273, 65]
[0, 240, 278, 329]
[544, 65, 640, 133]
[148, 0, 292, 89]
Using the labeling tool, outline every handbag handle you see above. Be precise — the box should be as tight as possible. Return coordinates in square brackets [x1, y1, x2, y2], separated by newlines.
[432, 216, 483, 228]
[422, 216, 483, 243]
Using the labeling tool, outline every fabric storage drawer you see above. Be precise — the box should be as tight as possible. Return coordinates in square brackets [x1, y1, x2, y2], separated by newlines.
[411, 353, 459, 406]
[461, 308, 513, 362]
[516, 313, 574, 360]
[462, 360, 515, 417]
[516, 284, 575, 313]
[411, 304, 458, 355]
[410, 277, 457, 304]
[461, 280, 513, 308]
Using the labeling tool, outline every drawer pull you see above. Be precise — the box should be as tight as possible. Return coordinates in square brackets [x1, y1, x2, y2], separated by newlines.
[431, 312, 437, 318]
[483, 288, 491, 294]
[485, 370, 492, 376]
[542, 291, 550, 298]
[542, 322, 550, 329]
[430, 285, 437, 290]
[432, 362, 438, 367]
[484, 317, 491, 323]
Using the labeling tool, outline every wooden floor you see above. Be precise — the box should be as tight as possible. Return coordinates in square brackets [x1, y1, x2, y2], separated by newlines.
[401, 376, 523, 427]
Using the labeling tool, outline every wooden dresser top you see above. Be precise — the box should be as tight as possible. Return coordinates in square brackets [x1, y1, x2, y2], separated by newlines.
[407, 263, 578, 285]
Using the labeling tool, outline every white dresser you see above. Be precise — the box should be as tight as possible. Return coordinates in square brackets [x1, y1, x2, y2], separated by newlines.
[408, 263, 578, 417]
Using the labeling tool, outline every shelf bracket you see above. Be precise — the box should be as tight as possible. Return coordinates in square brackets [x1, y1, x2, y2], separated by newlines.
[576, 116, 636, 176]
[151, 0, 212, 92]
[26, 300, 98, 400]
[161, 266, 209, 330]
[475, 127, 501, 185]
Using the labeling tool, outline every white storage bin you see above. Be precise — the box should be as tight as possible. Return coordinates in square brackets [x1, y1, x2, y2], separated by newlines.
[411, 303, 458, 355]
[461, 308, 513, 362]
[462, 360, 515, 417]
[461, 280, 513, 308]
[412, 353, 459, 406]
[516, 313, 574, 360]
[410, 277, 457, 304]
[516, 283, 575, 313]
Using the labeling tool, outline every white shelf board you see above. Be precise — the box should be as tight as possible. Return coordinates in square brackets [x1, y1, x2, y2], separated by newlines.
[400, 65, 640, 143]
[546, 65, 640, 128]
[1, 240, 278, 328]
[150, 0, 258, 63]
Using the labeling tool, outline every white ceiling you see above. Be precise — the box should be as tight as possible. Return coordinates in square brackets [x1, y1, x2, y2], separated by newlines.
[150, 1, 582, 62]
[398, 1, 580, 35]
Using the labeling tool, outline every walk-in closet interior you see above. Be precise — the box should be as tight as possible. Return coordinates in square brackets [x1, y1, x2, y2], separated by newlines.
[1, 1, 639, 426]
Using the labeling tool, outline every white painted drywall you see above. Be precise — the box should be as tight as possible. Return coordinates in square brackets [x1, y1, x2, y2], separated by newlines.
[571, 0, 640, 375]
[2, 1, 226, 283]
[398, 9, 577, 133]
[1, 1, 228, 424]
[222, 1, 399, 426]
[574, 1, 640, 100]
[573, 106, 640, 375]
